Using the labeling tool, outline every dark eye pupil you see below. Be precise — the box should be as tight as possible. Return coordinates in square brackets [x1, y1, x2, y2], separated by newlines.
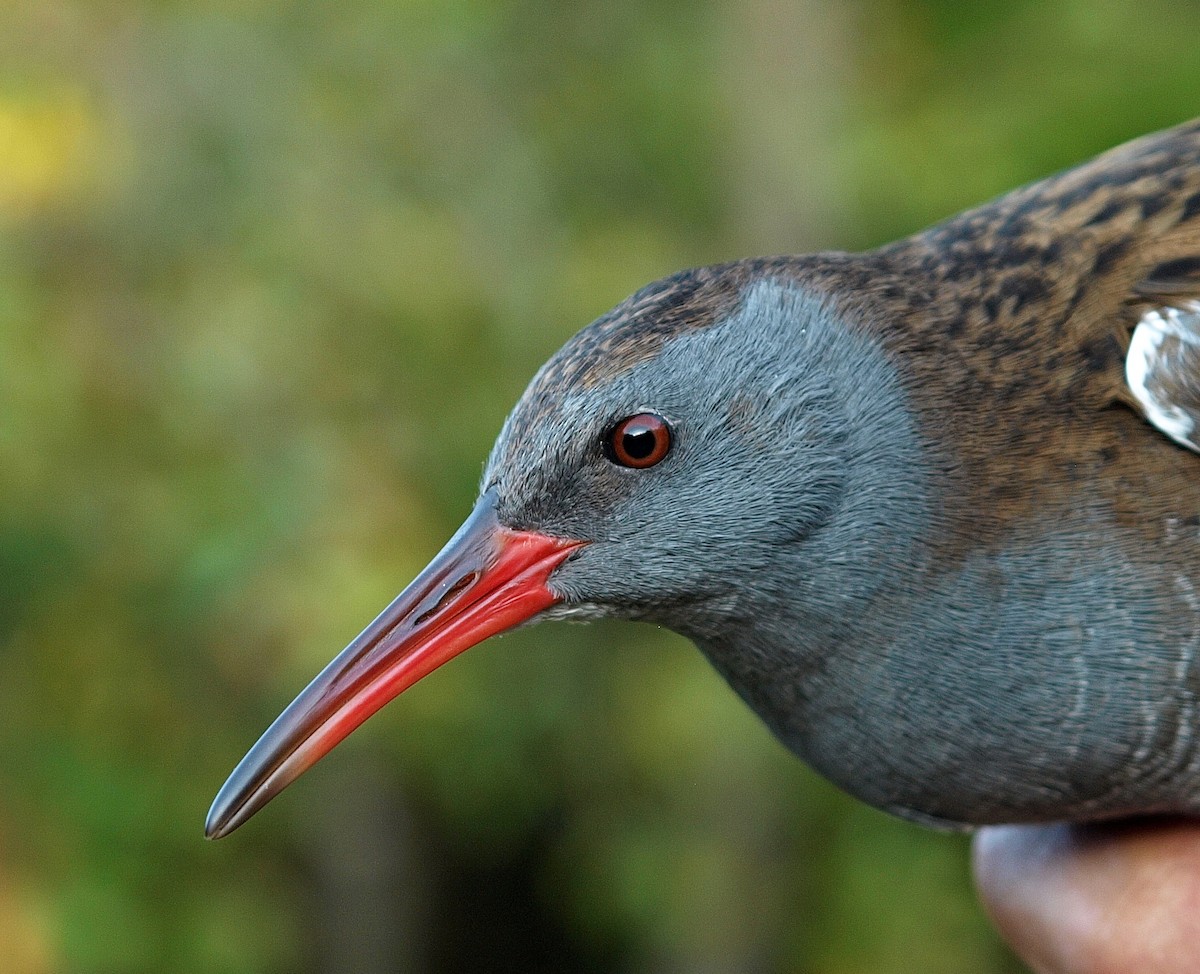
[604, 412, 671, 468]
[622, 426, 657, 459]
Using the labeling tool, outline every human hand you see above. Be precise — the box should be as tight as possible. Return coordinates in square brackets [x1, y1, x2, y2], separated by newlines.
[973, 819, 1200, 974]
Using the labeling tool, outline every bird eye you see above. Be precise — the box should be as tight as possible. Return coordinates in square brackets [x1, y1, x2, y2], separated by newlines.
[604, 413, 672, 469]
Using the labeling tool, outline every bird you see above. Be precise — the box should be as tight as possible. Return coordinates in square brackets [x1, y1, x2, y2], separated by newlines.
[207, 118, 1200, 840]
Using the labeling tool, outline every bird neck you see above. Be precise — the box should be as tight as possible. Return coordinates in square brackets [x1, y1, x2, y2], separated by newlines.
[650, 285, 951, 785]
[675, 431, 941, 764]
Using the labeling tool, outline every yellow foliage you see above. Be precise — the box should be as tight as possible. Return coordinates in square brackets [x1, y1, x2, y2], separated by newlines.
[0, 879, 57, 974]
[0, 91, 100, 217]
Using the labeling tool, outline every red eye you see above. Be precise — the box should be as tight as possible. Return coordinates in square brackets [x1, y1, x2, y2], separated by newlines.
[605, 413, 672, 468]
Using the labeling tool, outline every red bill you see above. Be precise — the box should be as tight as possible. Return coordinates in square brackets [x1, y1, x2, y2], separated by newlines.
[206, 489, 583, 838]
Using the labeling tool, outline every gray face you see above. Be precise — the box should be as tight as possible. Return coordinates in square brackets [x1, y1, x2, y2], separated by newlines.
[482, 279, 930, 638]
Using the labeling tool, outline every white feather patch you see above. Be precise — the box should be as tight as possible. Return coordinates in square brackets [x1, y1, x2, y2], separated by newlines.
[1126, 300, 1200, 452]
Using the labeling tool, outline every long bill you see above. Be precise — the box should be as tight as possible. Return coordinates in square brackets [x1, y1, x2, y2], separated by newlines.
[205, 488, 583, 839]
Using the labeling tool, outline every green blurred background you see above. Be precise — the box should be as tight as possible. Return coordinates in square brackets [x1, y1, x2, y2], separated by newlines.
[3, 1, 1200, 971]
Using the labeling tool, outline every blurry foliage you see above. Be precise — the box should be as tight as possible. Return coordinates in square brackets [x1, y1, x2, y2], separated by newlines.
[1, 1, 1198, 971]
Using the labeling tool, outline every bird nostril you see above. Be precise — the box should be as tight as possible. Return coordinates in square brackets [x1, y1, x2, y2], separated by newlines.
[414, 572, 480, 626]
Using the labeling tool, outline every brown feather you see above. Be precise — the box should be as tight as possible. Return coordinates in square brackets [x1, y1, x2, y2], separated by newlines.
[796, 119, 1200, 566]
[527, 119, 1200, 566]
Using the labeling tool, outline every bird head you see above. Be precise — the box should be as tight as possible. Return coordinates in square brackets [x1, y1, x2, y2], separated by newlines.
[206, 267, 929, 838]
[485, 272, 857, 626]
